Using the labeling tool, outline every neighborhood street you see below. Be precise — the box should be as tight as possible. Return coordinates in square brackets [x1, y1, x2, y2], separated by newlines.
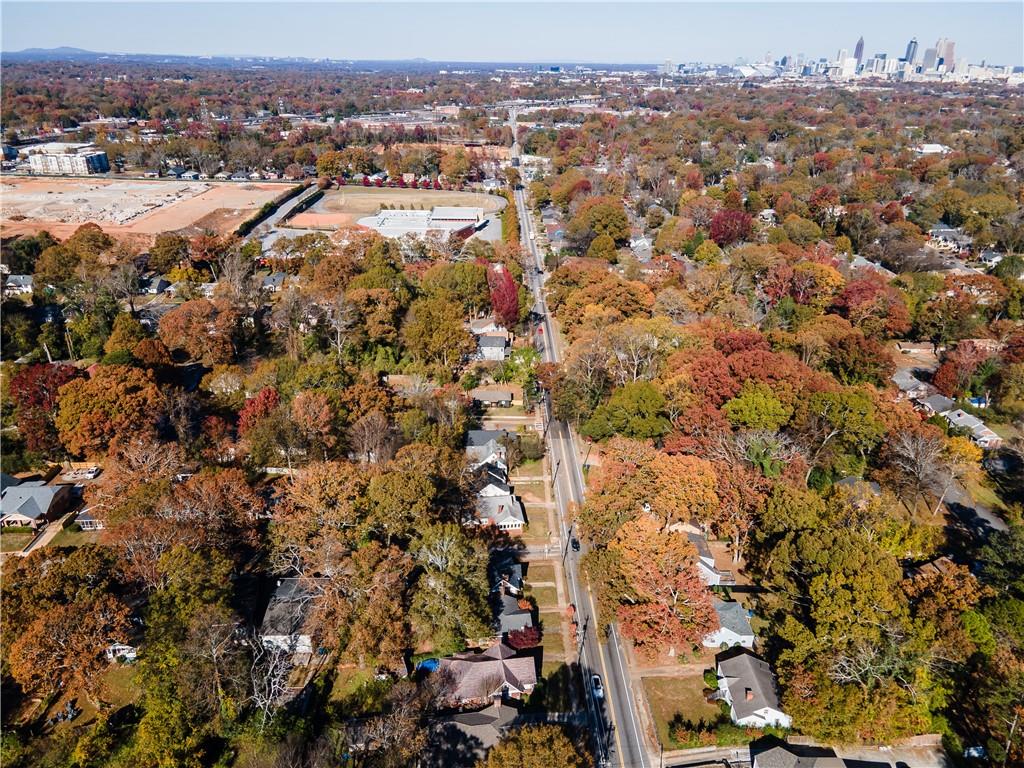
[512, 115, 651, 768]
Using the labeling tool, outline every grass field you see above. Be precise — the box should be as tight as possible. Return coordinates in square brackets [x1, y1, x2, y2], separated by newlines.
[539, 612, 566, 657]
[0, 527, 34, 552]
[522, 513, 551, 545]
[530, 585, 559, 610]
[48, 524, 102, 549]
[527, 562, 557, 585]
[642, 675, 721, 747]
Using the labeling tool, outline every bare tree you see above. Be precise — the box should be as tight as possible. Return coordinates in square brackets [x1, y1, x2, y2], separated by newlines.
[324, 292, 358, 362]
[247, 634, 295, 733]
[106, 261, 142, 315]
[347, 410, 394, 464]
[887, 430, 944, 510]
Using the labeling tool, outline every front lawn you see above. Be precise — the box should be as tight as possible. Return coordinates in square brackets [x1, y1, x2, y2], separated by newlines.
[1, 527, 34, 552]
[522, 514, 551, 545]
[527, 561, 557, 585]
[530, 585, 559, 610]
[539, 612, 566, 657]
[642, 675, 721, 747]
[48, 524, 103, 549]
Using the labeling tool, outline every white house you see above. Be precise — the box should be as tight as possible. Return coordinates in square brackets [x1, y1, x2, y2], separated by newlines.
[477, 334, 510, 362]
[465, 429, 511, 471]
[260, 578, 318, 660]
[703, 600, 756, 650]
[943, 408, 1002, 449]
[688, 532, 735, 586]
[716, 649, 791, 729]
[474, 494, 525, 532]
[891, 369, 934, 402]
[474, 463, 512, 497]
[4, 275, 33, 295]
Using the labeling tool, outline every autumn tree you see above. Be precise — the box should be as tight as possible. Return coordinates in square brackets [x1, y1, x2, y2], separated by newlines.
[402, 297, 476, 371]
[488, 264, 521, 328]
[55, 364, 163, 458]
[9, 363, 84, 456]
[159, 298, 240, 364]
[478, 725, 590, 768]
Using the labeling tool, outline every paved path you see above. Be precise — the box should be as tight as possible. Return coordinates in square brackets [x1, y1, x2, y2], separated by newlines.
[20, 512, 73, 556]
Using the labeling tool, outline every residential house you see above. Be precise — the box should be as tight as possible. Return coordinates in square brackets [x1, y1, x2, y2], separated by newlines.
[848, 254, 897, 280]
[0, 481, 75, 529]
[477, 334, 509, 362]
[917, 393, 955, 416]
[891, 369, 934, 402]
[179, 170, 200, 181]
[4, 275, 33, 295]
[943, 408, 1002, 449]
[494, 587, 533, 635]
[704, 600, 756, 650]
[105, 643, 138, 663]
[438, 643, 537, 704]
[469, 318, 505, 335]
[688, 532, 735, 586]
[757, 209, 778, 226]
[716, 649, 792, 728]
[751, 739, 889, 768]
[433, 700, 521, 759]
[141, 276, 171, 295]
[261, 272, 287, 293]
[630, 236, 653, 263]
[471, 389, 513, 408]
[260, 578, 320, 661]
[474, 495, 526, 532]
[474, 463, 512, 497]
[466, 429, 511, 470]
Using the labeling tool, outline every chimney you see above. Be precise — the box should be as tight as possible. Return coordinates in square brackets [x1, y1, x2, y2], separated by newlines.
[745, 688, 754, 702]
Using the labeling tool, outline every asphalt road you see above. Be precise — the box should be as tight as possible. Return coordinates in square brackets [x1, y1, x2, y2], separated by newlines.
[511, 122, 650, 767]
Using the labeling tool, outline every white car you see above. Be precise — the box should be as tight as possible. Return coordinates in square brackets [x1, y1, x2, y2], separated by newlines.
[591, 675, 604, 699]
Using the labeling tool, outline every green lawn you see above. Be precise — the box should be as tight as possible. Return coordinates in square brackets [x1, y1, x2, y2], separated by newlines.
[102, 665, 140, 708]
[514, 481, 547, 500]
[529, 661, 575, 712]
[527, 562, 556, 585]
[522, 513, 551, 545]
[0, 528, 34, 552]
[642, 675, 721, 747]
[329, 667, 392, 717]
[48, 524, 103, 549]
[530, 585, 559, 610]
[539, 613, 566, 657]
[964, 476, 1006, 512]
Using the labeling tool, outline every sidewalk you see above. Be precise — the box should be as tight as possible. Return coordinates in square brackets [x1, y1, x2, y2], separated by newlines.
[20, 511, 74, 556]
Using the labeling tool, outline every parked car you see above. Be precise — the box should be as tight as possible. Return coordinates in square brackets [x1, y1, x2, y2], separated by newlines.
[571, 538, 581, 552]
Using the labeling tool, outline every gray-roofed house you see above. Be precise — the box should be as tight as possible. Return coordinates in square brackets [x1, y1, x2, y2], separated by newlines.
[688, 532, 735, 586]
[469, 318, 505, 335]
[4, 274, 33, 295]
[943, 408, 1002, 449]
[477, 334, 509, 362]
[716, 649, 791, 728]
[495, 590, 533, 635]
[474, 463, 511, 498]
[261, 272, 287, 293]
[471, 389, 513, 408]
[891, 369, 934, 402]
[703, 599, 755, 649]
[0, 481, 74, 529]
[438, 643, 537, 704]
[436, 700, 520, 756]
[750, 739, 890, 768]
[260, 578, 321, 661]
[917, 393, 955, 417]
[474, 494, 526, 532]
[466, 429, 510, 470]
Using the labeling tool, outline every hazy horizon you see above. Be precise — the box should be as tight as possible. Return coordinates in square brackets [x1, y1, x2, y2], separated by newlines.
[2, 2, 1022, 67]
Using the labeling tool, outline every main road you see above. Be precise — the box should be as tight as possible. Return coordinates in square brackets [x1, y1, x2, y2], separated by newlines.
[510, 112, 650, 768]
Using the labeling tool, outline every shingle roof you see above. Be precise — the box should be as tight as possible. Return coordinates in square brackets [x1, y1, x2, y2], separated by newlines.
[713, 600, 754, 638]
[475, 495, 525, 527]
[718, 650, 784, 721]
[0, 482, 64, 521]
[440, 643, 537, 701]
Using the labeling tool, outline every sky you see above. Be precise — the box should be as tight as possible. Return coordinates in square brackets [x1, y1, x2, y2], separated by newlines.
[2, 2, 1022, 66]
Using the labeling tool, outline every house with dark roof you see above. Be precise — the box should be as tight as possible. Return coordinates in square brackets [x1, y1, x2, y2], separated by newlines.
[260, 578, 322, 662]
[750, 738, 890, 768]
[716, 648, 791, 728]
[466, 430, 511, 470]
[495, 590, 533, 635]
[703, 599, 755, 649]
[0, 481, 74, 529]
[688, 532, 735, 586]
[428, 701, 522, 766]
[891, 369, 934, 402]
[474, 463, 511, 497]
[917, 393, 955, 417]
[470, 389, 514, 408]
[438, 643, 537, 704]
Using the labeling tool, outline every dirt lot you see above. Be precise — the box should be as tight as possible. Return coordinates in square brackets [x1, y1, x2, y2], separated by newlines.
[1, 177, 284, 242]
[288, 186, 503, 230]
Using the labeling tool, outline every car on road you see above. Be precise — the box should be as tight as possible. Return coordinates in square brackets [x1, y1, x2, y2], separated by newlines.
[591, 675, 604, 699]
[571, 537, 581, 552]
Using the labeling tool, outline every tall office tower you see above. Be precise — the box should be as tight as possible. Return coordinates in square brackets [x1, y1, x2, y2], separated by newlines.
[854, 36, 865, 65]
[837, 48, 848, 64]
[936, 38, 956, 66]
[922, 47, 938, 70]
[905, 38, 919, 64]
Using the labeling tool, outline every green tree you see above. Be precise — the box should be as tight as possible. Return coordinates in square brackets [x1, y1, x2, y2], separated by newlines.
[581, 382, 670, 441]
[586, 233, 617, 261]
[722, 381, 793, 430]
[401, 297, 476, 371]
[478, 724, 590, 768]
[148, 233, 190, 274]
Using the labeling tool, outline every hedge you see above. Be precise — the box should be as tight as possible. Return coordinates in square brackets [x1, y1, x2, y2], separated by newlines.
[235, 181, 310, 236]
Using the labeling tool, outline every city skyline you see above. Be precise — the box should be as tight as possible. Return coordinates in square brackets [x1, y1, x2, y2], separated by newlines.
[3, 2, 1022, 66]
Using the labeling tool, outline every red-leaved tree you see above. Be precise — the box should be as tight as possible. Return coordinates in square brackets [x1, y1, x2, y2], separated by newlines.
[709, 209, 752, 247]
[506, 625, 542, 650]
[489, 265, 520, 328]
[10, 364, 85, 455]
[238, 387, 280, 436]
